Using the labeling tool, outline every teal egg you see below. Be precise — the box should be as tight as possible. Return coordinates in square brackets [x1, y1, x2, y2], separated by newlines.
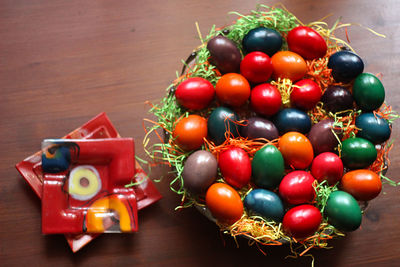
[244, 189, 284, 222]
[325, 190, 362, 232]
[207, 107, 240, 145]
[341, 137, 377, 169]
[356, 113, 391, 144]
[251, 145, 284, 189]
[352, 73, 385, 111]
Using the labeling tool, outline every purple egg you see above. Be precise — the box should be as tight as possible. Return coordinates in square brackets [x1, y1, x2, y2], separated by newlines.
[321, 86, 354, 113]
[308, 119, 339, 155]
[207, 35, 242, 74]
[241, 117, 279, 141]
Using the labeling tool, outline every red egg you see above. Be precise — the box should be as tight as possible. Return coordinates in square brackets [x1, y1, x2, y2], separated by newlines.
[283, 204, 322, 239]
[219, 147, 251, 188]
[250, 83, 282, 116]
[240, 51, 273, 84]
[175, 77, 215, 110]
[278, 132, 314, 169]
[341, 169, 382, 201]
[279, 171, 316, 204]
[291, 79, 322, 110]
[311, 152, 343, 185]
[287, 26, 327, 60]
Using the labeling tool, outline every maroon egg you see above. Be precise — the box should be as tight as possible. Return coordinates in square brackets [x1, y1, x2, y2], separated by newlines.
[321, 86, 354, 113]
[219, 147, 251, 188]
[182, 150, 218, 194]
[308, 119, 338, 155]
[207, 35, 242, 74]
[241, 117, 279, 141]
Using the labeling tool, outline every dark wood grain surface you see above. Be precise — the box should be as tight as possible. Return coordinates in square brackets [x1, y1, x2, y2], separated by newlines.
[1, 0, 400, 266]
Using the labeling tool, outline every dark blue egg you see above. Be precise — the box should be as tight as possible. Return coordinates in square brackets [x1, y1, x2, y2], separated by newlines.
[356, 113, 391, 144]
[208, 107, 240, 145]
[327, 51, 364, 83]
[244, 189, 284, 222]
[242, 27, 283, 56]
[273, 108, 311, 135]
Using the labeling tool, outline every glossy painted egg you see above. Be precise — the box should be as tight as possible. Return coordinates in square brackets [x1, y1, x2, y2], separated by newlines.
[341, 137, 377, 169]
[291, 79, 322, 110]
[175, 77, 215, 110]
[207, 35, 242, 74]
[244, 189, 284, 222]
[242, 27, 283, 56]
[311, 152, 343, 185]
[240, 52, 273, 84]
[353, 73, 385, 111]
[327, 51, 364, 83]
[321, 86, 354, 113]
[271, 51, 307, 81]
[208, 107, 240, 145]
[182, 150, 218, 194]
[283, 205, 322, 239]
[251, 145, 285, 189]
[341, 169, 382, 201]
[356, 113, 391, 144]
[219, 147, 251, 188]
[279, 171, 316, 205]
[173, 115, 207, 151]
[308, 119, 338, 155]
[250, 83, 282, 116]
[206, 183, 243, 224]
[279, 132, 314, 169]
[287, 26, 327, 59]
[325, 190, 362, 232]
[240, 117, 279, 141]
[216, 73, 250, 107]
[273, 108, 311, 135]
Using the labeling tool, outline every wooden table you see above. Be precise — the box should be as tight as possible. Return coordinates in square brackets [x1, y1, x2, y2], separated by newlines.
[1, 0, 400, 266]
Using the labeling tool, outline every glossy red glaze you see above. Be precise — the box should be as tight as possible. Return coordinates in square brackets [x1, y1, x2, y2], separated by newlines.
[291, 79, 322, 110]
[250, 83, 282, 116]
[287, 26, 327, 59]
[283, 204, 322, 239]
[311, 152, 344, 185]
[175, 77, 215, 110]
[341, 169, 382, 201]
[279, 171, 316, 204]
[219, 147, 251, 188]
[240, 51, 273, 84]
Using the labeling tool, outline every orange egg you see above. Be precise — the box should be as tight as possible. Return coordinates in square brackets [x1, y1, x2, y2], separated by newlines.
[278, 132, 314, 169]
[215, 73, 250, 107]
[341, 169, 382, 201]
[205, 183, 243, 224]
[271, 51, 307, 81]
[173, 115, 207, 151]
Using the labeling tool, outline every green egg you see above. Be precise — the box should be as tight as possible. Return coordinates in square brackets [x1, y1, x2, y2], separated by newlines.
[251, 145, 284, 189]
[352, 73, 385, 111]
[325, 190, 362, 232]
[341, 137, 377, 169]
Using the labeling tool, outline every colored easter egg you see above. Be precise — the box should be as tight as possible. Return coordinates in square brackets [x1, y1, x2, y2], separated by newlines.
[311, 152, 343, 185]
[240, 52, 273, 84]
[273, 108, 311, 135]
[291, 79, 322, 110]
[308, 119, 338, 155]
[325, 190, 362, 232]
[244, 189, 284, 222]
[283, 205, 322, 239]
[206, 183, 244, 224]
[271, 51, 307, 81]
[356, 113, 391, 144]
[250, 83, 282, 116]
[219, 147, 251, 188]
[279, 132, 314, 169]
[279, 171, 316, 205]
[216, 73, 250, 107]
[341, 137, 377, 169]
[242, 27, 283, 56]
[321, 86, 354, 113]
[287, 26, 327, 59]
[341, 169, 382, 201]
[175, 77, 215, 110]
[182, 150, 218, 194]
[352, 73, 385, 111]
[252, 145, 285, 189]
[240, 117, 279, 141]
[328, 51, 364, 83]
[173, 115, 207, 151]
[208, 107, 240, 145]
[207, 35, 241, 73]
